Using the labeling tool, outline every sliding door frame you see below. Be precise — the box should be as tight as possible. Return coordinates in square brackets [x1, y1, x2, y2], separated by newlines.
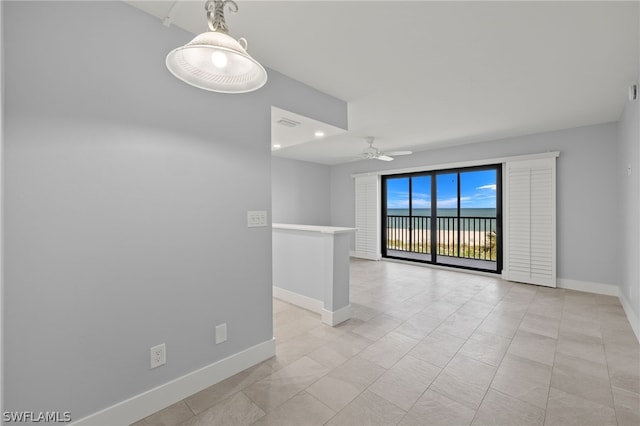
[381, 164, 502, 273]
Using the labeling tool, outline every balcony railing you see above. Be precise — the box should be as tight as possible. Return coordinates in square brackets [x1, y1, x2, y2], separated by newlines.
[386, 215, 497, 261]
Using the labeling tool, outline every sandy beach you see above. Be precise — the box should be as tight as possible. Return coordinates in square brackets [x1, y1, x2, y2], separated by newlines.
[386, 228, 493, 246]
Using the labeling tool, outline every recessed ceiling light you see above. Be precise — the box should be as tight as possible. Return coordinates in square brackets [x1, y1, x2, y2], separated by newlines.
[272, 144, 281, 149]
[314, 130, 325, 138]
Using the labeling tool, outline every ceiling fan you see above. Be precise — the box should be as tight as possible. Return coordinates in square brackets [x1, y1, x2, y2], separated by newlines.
[360, 137, 412, 161]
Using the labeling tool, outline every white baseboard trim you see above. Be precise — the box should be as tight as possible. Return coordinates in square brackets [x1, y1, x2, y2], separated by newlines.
[619, 292, 640, 343]
[273, 286, 323, 314]
[71, 339, 276, 426]
[351, 251, 381, 261]
[322, 304, 351, 326]
[557, 278, 619, 296]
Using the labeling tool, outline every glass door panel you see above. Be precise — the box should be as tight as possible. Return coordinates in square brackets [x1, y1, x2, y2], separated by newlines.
[385, 177, 410, 252]
[410, 175, 431, 253]
[436, 173, 458, 259]
[459, 169, 498, 262]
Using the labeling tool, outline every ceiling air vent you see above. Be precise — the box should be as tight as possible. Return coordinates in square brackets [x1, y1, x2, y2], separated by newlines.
[277, 117, 301, 128]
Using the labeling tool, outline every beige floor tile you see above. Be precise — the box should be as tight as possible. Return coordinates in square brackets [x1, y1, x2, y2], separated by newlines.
[604, 340, 640, 362]
[306, 356, 385, 411]
[608, 360, 640, 394]
[368, 355, 441, 410]
[273, 298, 291, 314]
[455, 300, 495, 320]
[308, 322, 348, 340]
[325, 390, 406, 426]
[550, 352, 614, 407]
[492, 300, 529, 319]
[555, 332, 607, 365]
[359, 331, 419, 368]
[507, 329, 557, 366]
[409, 330, 466, 368]
[519, 313, 560, 339]
[330, 317, 367, 333]
[559, 311, 602, 340]
[184, 362, 274, 414]
[421, 301, 462, 320]
[142, 261, 640, 426]
[273, 331, 328, 366]
[430, 370, 488, 409]
[395, 313, 443, 341]
[400, 389, 476, 426]
[306, 344, 350, 370]
[442, 353, 497, 389]
[601, 324, 639, 345]
[612, 386, 640, 426]
[178, 392, 264, 426]
[427, 353, 496, 408]
[243, 356, 329, 412]
[490, 354, 552, 409]
[351, 314, 403, 341]
[384, 297, 429, 320]
[274, 314, 321, 343]
[459, 330, 511, 366]
[471, 388, 545, 425]
[141, 401, 194, 426]
[351, 303, 383, 322]
[434, 312, 484, 339]
[250, 392, 335, 426]
[477, 312, 521, 338]
[544, 387, 617, 426]
[606, 343, 640, 395]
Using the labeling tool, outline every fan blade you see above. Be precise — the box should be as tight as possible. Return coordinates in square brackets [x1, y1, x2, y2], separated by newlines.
[377, 155, 394, 161]
[385, 150, 412, 156]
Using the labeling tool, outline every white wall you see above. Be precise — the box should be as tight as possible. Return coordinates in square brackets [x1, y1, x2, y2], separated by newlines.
[271, 157, 331, 225]
[0, 0, 4, 417]
[331, 123, 620, 288]
[2, 1, 346, 420]
[616, 11, 640, 337]
[618, 91, 640, 337]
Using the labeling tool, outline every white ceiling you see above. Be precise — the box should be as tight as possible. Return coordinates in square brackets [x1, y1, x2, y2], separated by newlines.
[127, 0, 639, 165]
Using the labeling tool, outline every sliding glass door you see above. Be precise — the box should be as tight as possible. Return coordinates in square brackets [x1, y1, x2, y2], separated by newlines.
[382, 165, 501, 273]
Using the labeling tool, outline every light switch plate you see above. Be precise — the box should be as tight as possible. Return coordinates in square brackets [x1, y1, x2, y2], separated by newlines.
[247, 210, 267, 227]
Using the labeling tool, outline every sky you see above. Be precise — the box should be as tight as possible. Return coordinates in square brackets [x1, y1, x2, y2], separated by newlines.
[386, 169, 497, 210]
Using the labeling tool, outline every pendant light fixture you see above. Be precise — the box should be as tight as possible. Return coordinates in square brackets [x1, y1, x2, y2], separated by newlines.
[166, 0, 267, 93]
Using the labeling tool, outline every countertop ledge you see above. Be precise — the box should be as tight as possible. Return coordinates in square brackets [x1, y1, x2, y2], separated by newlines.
[273, 223, 358, 234]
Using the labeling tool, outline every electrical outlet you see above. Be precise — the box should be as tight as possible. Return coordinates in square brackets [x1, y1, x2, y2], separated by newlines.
[150, 343, 166, 369]
[215, 323, 227, 344]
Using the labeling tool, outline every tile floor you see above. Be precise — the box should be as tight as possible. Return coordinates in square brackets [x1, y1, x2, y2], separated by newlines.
[133, 259, 640, 426]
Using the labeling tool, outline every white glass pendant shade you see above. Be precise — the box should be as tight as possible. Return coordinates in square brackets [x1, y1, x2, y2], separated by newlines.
[166, 31, 267, 93]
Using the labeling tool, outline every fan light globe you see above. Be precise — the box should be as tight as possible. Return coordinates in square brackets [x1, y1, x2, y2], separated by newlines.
[165, 0, 267, 94]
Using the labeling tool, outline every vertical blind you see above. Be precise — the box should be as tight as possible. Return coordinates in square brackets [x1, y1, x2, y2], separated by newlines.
[354, 175, 380, 260]
[503, 157, 557, 287]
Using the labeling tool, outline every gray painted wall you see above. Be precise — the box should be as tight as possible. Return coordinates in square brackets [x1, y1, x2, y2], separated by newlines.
[330, 123, 620, 286]
[3, 0, 346, 419]
[617, 76, 640, 324]
[271, 157, 331, 225]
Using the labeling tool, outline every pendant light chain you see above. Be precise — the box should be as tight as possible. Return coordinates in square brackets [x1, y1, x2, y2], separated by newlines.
[206, 0, 238, 34]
